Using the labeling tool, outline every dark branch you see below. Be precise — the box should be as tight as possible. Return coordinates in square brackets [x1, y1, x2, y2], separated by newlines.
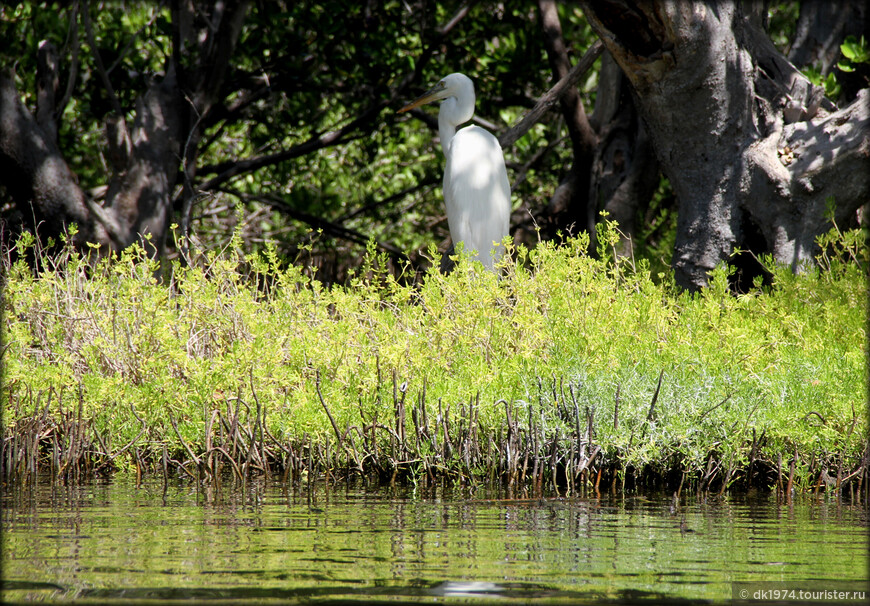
[57, 1, 81, 120]
[500, 39, 603, 148]
[199, 101, 385, 191]
[437, 2, 473, 36]
[219, 187, 407, 259]
[337, 179, 439, 223]
[36, 40, 59, 143]
[81, 4, 125, 119]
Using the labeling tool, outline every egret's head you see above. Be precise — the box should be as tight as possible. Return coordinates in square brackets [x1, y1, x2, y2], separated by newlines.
[398, 73, 474, 113]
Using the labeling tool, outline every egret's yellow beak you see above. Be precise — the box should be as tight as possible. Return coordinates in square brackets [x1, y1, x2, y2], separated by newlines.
[397, 80, 448, 114]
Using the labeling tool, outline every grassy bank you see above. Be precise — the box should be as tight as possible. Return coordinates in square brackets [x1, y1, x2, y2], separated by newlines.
[2, 223, 866, 496]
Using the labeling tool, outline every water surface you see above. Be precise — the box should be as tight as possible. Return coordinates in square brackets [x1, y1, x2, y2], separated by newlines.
[2, 479, 867, 604]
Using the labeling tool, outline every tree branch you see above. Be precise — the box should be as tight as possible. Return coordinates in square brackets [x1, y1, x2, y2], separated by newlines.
[219, 187, 407, 259]
[437, 2, 474, 36]
[199, 3, 469, 199]
[195, 0, 250, 112]
[199, 102, 385, 191]
[744, 89, 870, 266]
[57, 0, 81, 121]
[81, 4, 125, 120]
[500, 39, 603, 148]
[0, 71, 110, 248]
[337, 179, 439, 223]
[538, 0, 599, 234]
[36, 40, 59, 143]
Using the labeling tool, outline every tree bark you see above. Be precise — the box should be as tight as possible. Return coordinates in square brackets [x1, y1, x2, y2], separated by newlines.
[538, 0, 599, 237]
[0, 70, 109, 249]
[588, 50, 660, 256]
[102, 70, 184, 256]
[0, 1, 250, 258]
[580, 1, 870, 290]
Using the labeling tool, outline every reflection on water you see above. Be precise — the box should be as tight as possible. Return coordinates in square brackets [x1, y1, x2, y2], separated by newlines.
[1, 479, 867, 604]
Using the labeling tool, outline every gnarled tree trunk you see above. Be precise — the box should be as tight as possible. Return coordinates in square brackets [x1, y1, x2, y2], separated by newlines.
[588, 50, 661, 257]
[580, 1, 870, 290]
[0, 1, 249, 258]
[0, 69, 109, 249]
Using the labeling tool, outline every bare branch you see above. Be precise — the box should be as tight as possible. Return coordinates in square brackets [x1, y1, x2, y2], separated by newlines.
[500, 39, 603, 148]
[57, 0, 81, 119]
[437, 2, 473, 36]
[195, 1, 250, 111]
[219, 187, 407, 259]
[36, 40, 59, 143]
[199, 102, 386, 191]
[337, 179, 438, 223]
[199, 2, 469, 198]
[538, 0, 599, 233]
[81, 4, 125, 120]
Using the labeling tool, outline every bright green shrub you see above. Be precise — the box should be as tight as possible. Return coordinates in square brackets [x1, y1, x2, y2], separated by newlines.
[3, 220, 865, 487]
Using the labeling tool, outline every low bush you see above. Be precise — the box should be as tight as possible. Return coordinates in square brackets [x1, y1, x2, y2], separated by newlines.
[2, 221, 865, 494]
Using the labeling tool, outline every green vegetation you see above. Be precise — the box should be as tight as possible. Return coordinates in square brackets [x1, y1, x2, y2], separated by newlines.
[803, 33, 870, 100]
[1, 2, 584, 277]
[2, 221, 866, 494]
[838, 35, 870, 74]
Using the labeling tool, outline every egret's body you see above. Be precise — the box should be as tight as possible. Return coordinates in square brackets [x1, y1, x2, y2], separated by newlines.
[399, 73, 510, 271]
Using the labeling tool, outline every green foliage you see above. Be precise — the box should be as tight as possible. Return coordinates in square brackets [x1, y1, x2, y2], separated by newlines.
[766, 1, 800, 53]
[0, 1, 604, 280]
[835, 34, 870, 95]
[803, 66, 841, 99]
[837, 35, 870, 71]
[4, 223, 865, 487]
[802, 34, 870, 102]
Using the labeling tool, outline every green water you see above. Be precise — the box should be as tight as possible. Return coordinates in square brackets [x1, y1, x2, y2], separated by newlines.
[1, 479, 867, 604]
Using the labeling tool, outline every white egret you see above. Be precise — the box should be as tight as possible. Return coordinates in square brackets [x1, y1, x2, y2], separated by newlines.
[398, 73, 511, 271]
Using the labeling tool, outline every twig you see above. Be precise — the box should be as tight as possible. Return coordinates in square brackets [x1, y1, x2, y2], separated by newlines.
[801, 411, 826, 425]
[199, 104, 384, 191]
[437, 2, 472, 36]
[613, 384, 620, 431]
[95, 403, 147, 470]
[220, 188, 406, 258]
[315, 370, 343, 449]
[250, 368, 268, 475]
[206, 446, 244, 482]
[698, 393, 732, 422]
[168, 409, 201, 467]
[786, 449, 797, 497]
[645, 370, 664, 424]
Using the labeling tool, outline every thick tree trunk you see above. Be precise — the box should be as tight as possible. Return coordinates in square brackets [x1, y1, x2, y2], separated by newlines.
[588, 50, 661, 256]
[0, 69, 109, 249]
[102, 70, 184, 256]
[538, 0, 599, 237]
[0, 1, 249, 258]
[580, 1, 870, 290]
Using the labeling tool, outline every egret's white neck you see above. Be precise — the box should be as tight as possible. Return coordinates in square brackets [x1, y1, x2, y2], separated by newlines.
[438, 81, 475, 153]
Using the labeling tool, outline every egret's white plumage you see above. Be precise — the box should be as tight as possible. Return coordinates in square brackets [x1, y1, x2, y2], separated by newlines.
[399, 73, 511, 271]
